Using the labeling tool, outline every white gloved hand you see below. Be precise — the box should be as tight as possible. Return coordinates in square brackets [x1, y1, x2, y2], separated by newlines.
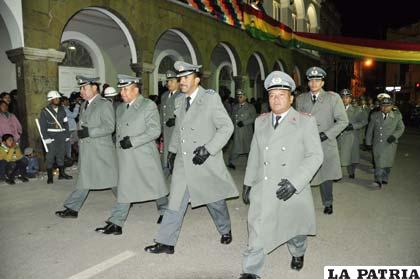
[65, 138, 70, 142]
[44, 138, 55, 144]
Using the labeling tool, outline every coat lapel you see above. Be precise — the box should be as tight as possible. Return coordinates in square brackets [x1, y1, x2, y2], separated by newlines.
[269, 109, 298, 144]
[311, 89, 326, 114]
[181, 86, 205, 125]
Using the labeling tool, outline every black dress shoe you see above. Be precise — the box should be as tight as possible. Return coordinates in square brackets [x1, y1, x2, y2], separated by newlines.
[227, 163, 236, 170]
[19, 176, 29, 182]
[382, 181, 388, 185]
[291, 256, 304, 271]
[220, 230, 232, 244]
[5, 178, 15, 185]
[157, 215, 163, 224]
[348, 174, 355, 179]
[323, 205, 333, 215]
[55, 208, 78, 218]
[239, 273, 258, 279]
[95, 222, 122, 235]
[144, 243, 174, 254]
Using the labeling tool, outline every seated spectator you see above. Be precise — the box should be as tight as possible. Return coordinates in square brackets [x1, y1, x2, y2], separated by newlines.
[22, 147, 40, 178]
[0, 100, 22, 143]
[0, 134, 28, 184]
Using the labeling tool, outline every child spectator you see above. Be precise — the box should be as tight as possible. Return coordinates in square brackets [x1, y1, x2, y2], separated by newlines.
[22, 147, 40, 178]
[0, 134, 28, 184]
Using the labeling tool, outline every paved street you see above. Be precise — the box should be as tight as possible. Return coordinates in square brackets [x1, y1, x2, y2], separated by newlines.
[1, 129, 420, 279]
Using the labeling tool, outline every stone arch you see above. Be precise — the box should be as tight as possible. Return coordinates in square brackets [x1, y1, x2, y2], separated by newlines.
[293, 65, 302, 87]
[209, 42, 241, 97]
[247, 52, 267, 99]
[273, 59, 286, 72]
[59, 7, 139, 94]
[152, 28, 199, 95]
[306, 4, 318, 33]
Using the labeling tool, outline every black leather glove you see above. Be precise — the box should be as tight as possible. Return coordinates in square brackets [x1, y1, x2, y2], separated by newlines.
[77, 126, 89, 139]
[387, 135, 396, 143]
[192, 146, 210, 165]
[242, 185, 251, 205]
[166, 117, 176, 127]
[237, 121, 244, 128]
[120, 136, 133, 149]
[319, 132, 328, 142]
[276, 179, 297, 201]
[345, 124, 354, 131]
[167, 152, 176, 174]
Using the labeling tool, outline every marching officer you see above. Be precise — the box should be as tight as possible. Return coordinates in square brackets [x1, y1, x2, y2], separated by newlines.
[156, 70, 182, 224]
[240, 71, 323, 279]
[227, 89, 257, 170]
[145, 61, 238, 254]
[160, 70, 182, 172]
[55, 76, 117, 218]
[337, 89, 368, 178]
[95, 74, 168, 235]
[295, 67, 348, 215]
[365, 97, 405, 188]
[39, 90, 72, 184]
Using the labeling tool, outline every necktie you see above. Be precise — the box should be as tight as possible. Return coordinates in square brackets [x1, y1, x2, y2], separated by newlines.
[186, 96, 191, 112]
[312, 95, 317, 104]
[383, 113, 387, 120]
[84, 101, 88, 110]
[126, 104, 130, 109]
[274, 115, 281, 129]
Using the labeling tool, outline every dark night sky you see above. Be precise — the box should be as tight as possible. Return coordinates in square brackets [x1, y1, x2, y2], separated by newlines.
[335, 1, 420, 39]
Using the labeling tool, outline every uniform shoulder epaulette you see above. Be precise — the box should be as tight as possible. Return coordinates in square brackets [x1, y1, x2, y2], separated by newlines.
[298, 111, 311, 117]
[205, 89, 216, 95]
[257, 112, 270, 118]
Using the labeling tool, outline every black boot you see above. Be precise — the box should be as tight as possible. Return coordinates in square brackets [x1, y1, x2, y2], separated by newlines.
[58, 167, 72, 180]
[47, 168, 53, 184]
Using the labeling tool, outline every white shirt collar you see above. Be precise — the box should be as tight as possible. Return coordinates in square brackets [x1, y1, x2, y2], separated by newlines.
[310, 92, 320, 99]
[128, 97, 137, 107]
[272, 108, 291, 125]
[187, 87, 199, 104]
[87, 94, 99, 106]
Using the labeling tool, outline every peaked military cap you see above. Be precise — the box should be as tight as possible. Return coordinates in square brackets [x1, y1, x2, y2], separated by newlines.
[117, 74, 141, 88]
[166, 70, 177, 80]
[174, 61, 202, 78]
[380, 97, 393, 106]
[76, 75, 100, 87]
[340, 89, 352, 97]
[235, 89, 245, 95]
[306, 66, 327, 80]
[264, 71, 296, 92]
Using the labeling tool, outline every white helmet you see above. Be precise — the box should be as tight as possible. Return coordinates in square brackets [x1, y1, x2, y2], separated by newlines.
[104, 87, 118, 97]
[47, 90, 61, 101]
[377, 93, 391, 100]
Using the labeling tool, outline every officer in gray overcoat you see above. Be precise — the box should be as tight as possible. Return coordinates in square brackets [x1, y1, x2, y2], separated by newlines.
[365, 97, 405, 188]
[145, 61, 239, 254]
[227, 89, 257, 170]
[295, 67, 348, 215]
[155, 71, 182, 223]
[39, 90, 72, 184]
[95, 75, 168, 235]
[55, 76, 117, 219]
[159, 70, 182, 173]
[239, 71, 323, 279]
[337, 89, 368, 178]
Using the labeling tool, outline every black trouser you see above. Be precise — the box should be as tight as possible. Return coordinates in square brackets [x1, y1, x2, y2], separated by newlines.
[3, 159, 27, 179]
[319, 180, 333, 207]
[45, 134, 66, 168]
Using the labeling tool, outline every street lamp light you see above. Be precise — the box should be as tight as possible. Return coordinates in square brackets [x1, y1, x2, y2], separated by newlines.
[364, 58, 373, 67]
